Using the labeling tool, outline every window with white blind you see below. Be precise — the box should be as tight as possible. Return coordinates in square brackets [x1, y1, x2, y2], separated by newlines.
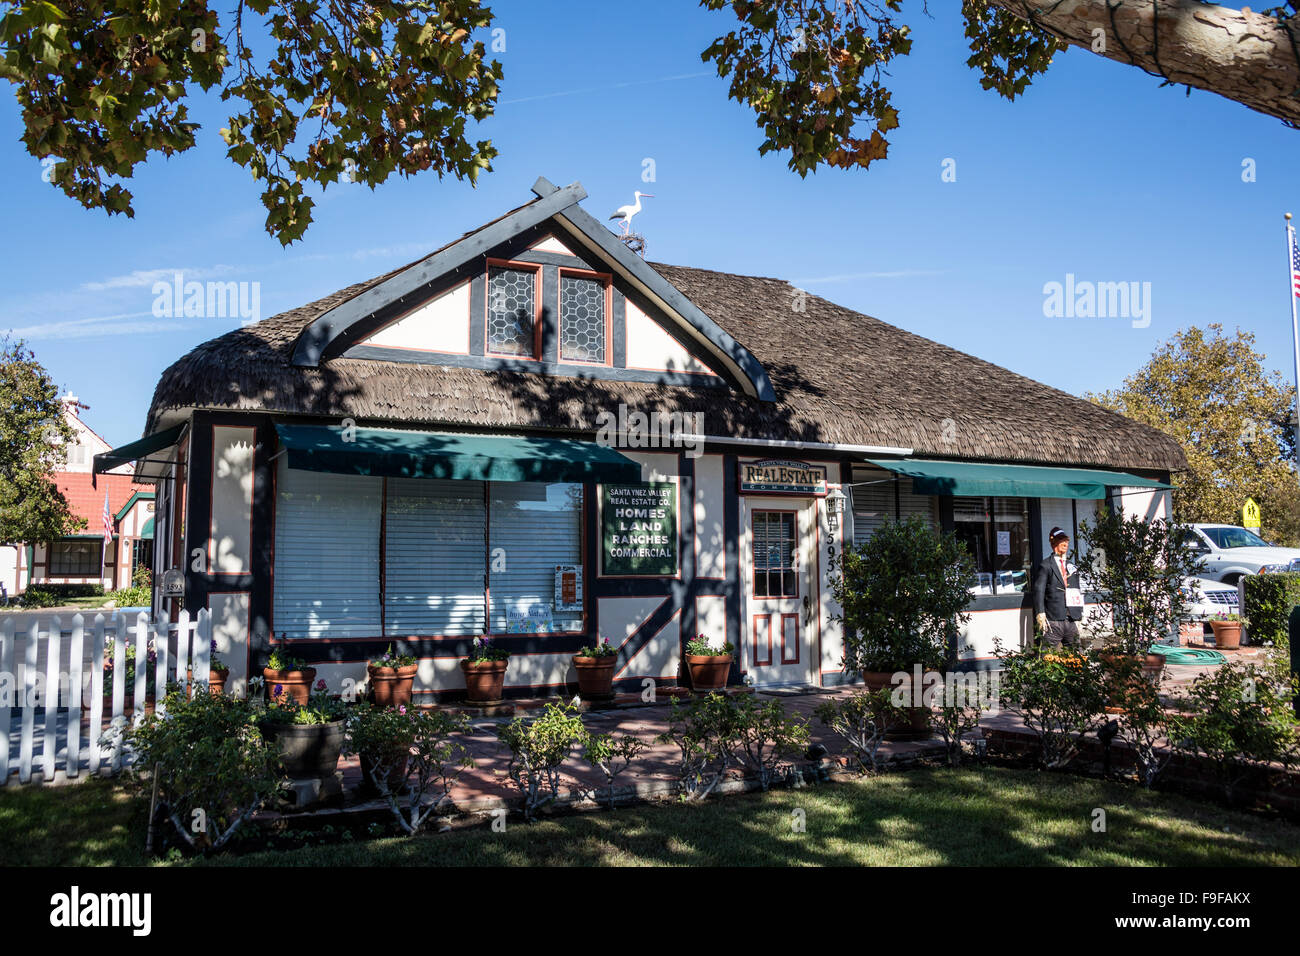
[273, 466, 382, 639]
[489, 483, 584, 632]
[850, 475, 937, 547]
[384, 478, 486, 636]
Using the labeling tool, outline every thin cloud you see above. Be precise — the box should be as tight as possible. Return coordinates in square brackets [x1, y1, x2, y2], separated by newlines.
[2, 311, 192, 341]
[81, 264, 242, 291]
[789, 269, 948, 284]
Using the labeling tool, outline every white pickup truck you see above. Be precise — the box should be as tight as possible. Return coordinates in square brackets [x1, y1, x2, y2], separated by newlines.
[1181, 524, 1300, 585]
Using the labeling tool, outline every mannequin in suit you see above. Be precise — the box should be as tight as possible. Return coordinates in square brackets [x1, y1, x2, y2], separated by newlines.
[1031, 526, 1083, 649]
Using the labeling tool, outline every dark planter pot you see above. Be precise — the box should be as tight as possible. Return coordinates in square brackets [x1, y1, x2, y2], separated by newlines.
[686, 654, 732, 692]
[264, 667, 317, 706]
[368, 664, 418, 708]
[360, 749, 410, 796]
[573, 655, 617, 699]
[264, 719, 345, 777]
[461, 659, 508, 702]
[1209, 621, 1242, 650]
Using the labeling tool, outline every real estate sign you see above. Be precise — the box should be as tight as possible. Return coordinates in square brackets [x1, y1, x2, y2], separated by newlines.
[602, 482, 677, 576]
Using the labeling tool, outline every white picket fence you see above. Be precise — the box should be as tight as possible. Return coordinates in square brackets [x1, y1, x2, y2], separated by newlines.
[0, 609, 211, 786]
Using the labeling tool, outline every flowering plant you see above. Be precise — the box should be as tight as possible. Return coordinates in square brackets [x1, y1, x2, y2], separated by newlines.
[209, 638, 229, 674]
[1212, 611, 1246, 624]
[371, 643, 417, 668]
[685, 634, 734, 657]
[576, 638, 617, 658]
[466, 636, 509, 663]
[266, 648, 307, 672]
[261, 679, 345, 725]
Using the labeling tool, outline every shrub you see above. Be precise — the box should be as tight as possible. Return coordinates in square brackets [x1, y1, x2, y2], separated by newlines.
[1169, 661, 1300, 802]
[658, 692, 738, 801]
[581, 732, 647, 808]
[831, 516, 976, 673]
[123, 690, 280, 852]
[18, 587, 60, 608]
[929, 673, 993, 767]
[996, 644, 1108, 769]
[814, 688, 900, 774]
[730, 694, 810, 789]
[1077, 507, 1204, 655]
[1101, 654, 1177, 787]
[496, 702, 586, 820]
[1242, 572, 1300, 650]
[346, 704, 473, 834]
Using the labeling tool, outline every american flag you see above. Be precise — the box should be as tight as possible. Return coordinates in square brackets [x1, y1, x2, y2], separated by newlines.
[1292, 224, 1300, 298]
[101, 491, 112, 543]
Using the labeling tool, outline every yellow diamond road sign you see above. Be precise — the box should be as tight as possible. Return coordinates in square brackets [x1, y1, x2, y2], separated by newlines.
[1243, 497, 1261, 531]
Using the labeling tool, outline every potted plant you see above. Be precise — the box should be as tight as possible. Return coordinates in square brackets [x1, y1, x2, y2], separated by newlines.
[684, 634, 734, 692]
[831, 516, 976, 738]
[368, 644, 419, 708]
[188, 638, 228, 696]
[263, 647, 316, 706]
[259, 680, 347, 779]
[461, 637, 509, 703]
[346, 700, 416, 796]
[104, 638, 157, 716]
[1078, 507, 1205, 679]
[572, 638, 619, 699]
[1208, 612, 1245, 650]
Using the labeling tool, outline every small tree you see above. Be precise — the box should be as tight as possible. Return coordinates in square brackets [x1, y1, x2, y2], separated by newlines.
[581, 732, 647, 809]
[730, 695, 810, 790]
[657, 692, 741, 802]
[1078, 506, 1204, 656]
[832, 516, 977, 674]
[496, 702, 587, 821]
[123, 690, 280, 852]
[1103, 654, 1178, 788]
[347, 704, 474, 835]
[814, 688, 901, 774]
[0, 338, 82, 545]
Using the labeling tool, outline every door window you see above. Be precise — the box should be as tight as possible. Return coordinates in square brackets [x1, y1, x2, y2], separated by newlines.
[752, 511, 797, 598]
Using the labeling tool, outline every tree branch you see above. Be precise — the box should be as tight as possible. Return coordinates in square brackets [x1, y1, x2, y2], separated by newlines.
[990, 0, 1300, 126]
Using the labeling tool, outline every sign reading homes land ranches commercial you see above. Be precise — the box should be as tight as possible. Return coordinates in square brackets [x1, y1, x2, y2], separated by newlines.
[739, 459, 828, 496]
[602, 482, 677, 576]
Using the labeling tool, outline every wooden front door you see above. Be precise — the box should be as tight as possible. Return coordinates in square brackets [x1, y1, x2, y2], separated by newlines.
[744, 502, 814, 686]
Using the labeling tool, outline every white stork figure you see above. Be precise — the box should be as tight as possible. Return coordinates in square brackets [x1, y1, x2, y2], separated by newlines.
[609, 190, 653, 235]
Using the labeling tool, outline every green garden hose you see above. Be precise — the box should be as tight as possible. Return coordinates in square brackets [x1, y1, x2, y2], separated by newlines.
[1148, 645, 1225, 666]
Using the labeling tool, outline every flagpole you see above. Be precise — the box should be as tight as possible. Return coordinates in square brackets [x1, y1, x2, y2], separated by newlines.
[1289, 213, 1300, 474]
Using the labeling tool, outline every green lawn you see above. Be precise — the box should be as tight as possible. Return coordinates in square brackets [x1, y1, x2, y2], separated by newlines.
[4, 766, 1300, 866]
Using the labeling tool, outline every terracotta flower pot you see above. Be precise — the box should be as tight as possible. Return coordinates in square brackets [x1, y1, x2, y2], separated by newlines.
[264, 719, 344, 777]
[264, 667, 317, 706]
[461, 659, 508, 703]
[1209, 621, 1242, 650]
[573, 655, 617, 699]
[186, 666, 228, 696]
[686, 654, 732, 692]
[368, 663, 418, 708]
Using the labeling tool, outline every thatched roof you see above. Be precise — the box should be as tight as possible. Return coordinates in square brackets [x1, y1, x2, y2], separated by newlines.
[144, 251, 1186, 473]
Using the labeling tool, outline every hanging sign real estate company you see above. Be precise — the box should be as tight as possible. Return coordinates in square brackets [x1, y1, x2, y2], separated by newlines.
[738, 459, 828, 496]
[602, 482, 678, 576]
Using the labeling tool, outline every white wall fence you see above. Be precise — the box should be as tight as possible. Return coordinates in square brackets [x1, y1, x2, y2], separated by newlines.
[1, 609, 211, 786]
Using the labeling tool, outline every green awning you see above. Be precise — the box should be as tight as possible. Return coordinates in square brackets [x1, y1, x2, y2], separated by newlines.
[274, 424, 642, 484]
[93, 423, 186, 475]
[865, 458, 1173, 499]
[140, 516, 154, 539]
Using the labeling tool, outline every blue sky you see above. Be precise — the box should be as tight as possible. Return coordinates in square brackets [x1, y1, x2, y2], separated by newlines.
[2, 1, 1297, 447]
